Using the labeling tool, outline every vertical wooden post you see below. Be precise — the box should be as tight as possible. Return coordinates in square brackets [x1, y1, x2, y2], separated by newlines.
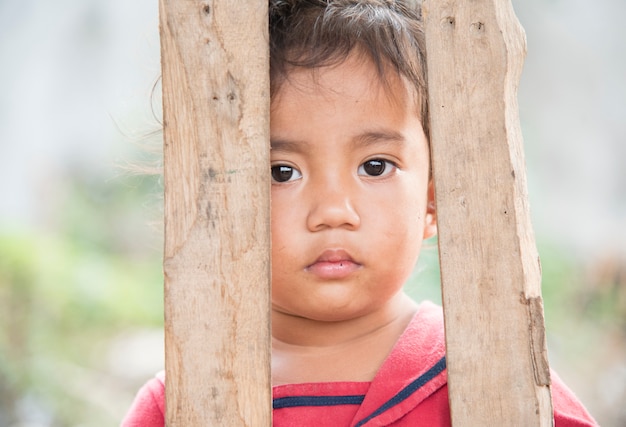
[424, 0, 553, 425]
[159, 1, 271, 425]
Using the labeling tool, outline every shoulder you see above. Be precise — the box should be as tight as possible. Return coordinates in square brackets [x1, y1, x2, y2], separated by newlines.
[120, 371, 165, 427]
[406, 302, 598, 426]
[552, 371, 599, 426]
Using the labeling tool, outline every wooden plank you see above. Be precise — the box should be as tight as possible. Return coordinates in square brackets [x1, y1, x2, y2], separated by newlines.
[423, 0, 553, 425]
[159, 1, 271, 425]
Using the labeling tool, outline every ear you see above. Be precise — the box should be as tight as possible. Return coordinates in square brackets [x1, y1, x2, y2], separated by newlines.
[423, 180, 437, 239]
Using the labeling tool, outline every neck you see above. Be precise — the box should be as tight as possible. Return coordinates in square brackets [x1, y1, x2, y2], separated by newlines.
[272, 292, 418, 347]
[271, 293, 419, 385]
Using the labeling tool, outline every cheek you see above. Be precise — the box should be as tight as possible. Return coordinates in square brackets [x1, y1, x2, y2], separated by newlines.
[379, 188, 428, 254]
[270, 191, 303, 273]
[384, 184, 427, 228]
[271, 192, 294, 247]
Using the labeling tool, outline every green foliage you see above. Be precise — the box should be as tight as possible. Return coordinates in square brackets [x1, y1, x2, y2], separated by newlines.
[405, 236, 441, 304]
[0, 171, 163, 427]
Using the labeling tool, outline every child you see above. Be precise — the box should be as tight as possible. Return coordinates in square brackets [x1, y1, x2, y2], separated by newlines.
[122, 0, 597, 425]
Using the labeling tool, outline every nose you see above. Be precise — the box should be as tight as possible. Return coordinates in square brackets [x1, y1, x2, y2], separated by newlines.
[306, 183, 361, 232]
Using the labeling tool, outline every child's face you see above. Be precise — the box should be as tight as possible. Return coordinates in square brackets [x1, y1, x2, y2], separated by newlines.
[270, 53, 436, 323]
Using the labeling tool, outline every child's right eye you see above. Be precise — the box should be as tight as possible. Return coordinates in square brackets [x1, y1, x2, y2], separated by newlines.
[271, 165, 302, 183]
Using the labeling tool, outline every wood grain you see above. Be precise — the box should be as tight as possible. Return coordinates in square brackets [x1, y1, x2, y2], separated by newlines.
[159, 1, 271, 425]
[423, 0, 553, 425]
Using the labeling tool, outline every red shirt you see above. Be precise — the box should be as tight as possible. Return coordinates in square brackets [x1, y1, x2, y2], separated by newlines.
[121, 302, 597, 426]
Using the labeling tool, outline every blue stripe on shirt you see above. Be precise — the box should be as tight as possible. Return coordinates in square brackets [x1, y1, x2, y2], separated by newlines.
[354, 355, 447, 427]
[273, 394, 366, 409]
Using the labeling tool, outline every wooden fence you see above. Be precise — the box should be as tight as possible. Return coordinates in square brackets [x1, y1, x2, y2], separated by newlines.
[159, 0, 553, 425]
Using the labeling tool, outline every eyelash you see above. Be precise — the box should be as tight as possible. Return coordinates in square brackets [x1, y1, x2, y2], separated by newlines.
[271, 158, 397, 183]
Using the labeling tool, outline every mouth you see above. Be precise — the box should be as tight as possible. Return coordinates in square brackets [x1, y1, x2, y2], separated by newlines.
[305, 249, 361, 280]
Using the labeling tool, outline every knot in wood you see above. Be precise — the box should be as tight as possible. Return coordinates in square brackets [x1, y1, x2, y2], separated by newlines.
[441, 16, 455, 28]
[471, 21, 485, 34]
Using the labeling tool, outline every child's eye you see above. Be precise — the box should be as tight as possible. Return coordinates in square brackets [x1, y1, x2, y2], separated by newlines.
[357, 159, 396, 177]
[271, 165, 302, 183]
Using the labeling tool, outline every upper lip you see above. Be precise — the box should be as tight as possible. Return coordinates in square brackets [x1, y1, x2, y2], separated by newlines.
[311, 249, 357, 265]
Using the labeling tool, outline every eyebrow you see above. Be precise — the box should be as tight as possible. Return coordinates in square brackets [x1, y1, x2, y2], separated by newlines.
[352, 129, 407, 148]
[270, 129, 406, 153]
[270, 138, 305, 153]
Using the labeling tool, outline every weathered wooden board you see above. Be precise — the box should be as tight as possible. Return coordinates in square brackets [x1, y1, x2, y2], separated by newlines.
[423, 0, 553, 425]
[159, 1, 271, 425]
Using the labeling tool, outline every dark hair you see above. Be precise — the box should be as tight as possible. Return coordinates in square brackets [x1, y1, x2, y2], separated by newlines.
[269, 0, 429, 138]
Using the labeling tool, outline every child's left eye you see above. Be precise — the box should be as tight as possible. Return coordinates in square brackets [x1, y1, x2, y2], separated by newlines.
[357, 159, 396, 177]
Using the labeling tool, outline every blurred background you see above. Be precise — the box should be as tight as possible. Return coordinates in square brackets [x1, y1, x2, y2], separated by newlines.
[0, 0, 623, 425]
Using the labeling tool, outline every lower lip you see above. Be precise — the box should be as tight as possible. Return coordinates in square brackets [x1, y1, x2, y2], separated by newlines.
[306, 260, 361, 280]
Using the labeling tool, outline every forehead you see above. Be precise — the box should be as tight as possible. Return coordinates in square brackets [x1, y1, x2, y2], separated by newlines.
[271, 52, 419, 116]
[269, 52, 427, 154]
